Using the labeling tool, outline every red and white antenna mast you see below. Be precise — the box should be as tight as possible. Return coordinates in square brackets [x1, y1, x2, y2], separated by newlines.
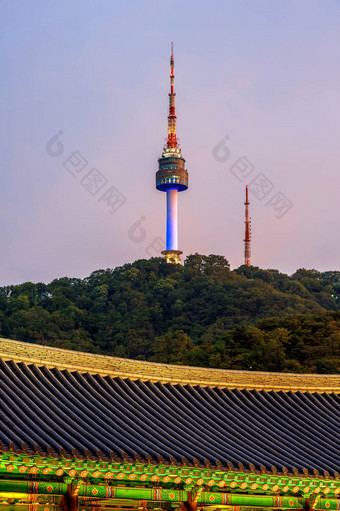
[167, 40, 178, 148]
[244, 185, 251, 266]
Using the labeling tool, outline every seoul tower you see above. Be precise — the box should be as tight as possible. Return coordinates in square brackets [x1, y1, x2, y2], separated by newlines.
[156, 42, 188, 264]
[244, 185, 251, 266]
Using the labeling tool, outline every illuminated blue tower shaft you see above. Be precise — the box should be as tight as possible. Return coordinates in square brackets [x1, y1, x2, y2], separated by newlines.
[166, 188, 178, 250]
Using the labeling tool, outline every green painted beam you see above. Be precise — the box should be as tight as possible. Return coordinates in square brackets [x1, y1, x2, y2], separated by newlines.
[79, 490, 339, 510]
[0, 507, 60, 511]
[78, 487, 186, 500]
[0, 480, 67, 495]
[0, 481, 339, 510]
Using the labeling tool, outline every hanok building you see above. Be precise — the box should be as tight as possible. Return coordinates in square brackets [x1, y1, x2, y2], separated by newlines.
[0, 338, 340, 511]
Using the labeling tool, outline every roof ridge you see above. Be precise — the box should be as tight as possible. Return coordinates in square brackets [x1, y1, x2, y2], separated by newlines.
[0, 337, 339, 392]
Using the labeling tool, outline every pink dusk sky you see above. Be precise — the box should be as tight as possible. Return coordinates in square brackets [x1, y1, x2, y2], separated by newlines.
[1, 0, 340, 285]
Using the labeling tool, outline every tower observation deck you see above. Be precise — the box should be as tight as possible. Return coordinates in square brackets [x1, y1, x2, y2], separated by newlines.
[156, 42, 188, 264]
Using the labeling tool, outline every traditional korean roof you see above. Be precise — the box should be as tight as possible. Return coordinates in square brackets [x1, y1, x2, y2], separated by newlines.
[0, 337, 339, 477]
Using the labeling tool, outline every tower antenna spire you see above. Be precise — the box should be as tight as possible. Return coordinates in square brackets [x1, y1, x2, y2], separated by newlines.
[244, 185, 251, 266]
[167, 40, 177, 148]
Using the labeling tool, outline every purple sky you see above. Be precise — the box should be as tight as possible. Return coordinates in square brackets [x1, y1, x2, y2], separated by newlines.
[1, 0, 340, 286]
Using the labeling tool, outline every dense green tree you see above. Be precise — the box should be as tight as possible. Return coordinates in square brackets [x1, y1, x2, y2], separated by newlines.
[0, 255, 339, 373]
[151, 330, 195, 364]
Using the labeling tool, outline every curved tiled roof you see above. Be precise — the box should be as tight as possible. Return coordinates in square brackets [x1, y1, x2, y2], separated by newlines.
[1, 337, 340, 392]
[0, 338, 339, 476]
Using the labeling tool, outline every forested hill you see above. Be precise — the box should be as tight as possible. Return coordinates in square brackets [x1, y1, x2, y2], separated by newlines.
[0, 254, 339, 374]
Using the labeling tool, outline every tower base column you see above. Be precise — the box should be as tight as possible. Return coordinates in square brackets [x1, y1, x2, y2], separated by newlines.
[161, 249, 183, 265]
